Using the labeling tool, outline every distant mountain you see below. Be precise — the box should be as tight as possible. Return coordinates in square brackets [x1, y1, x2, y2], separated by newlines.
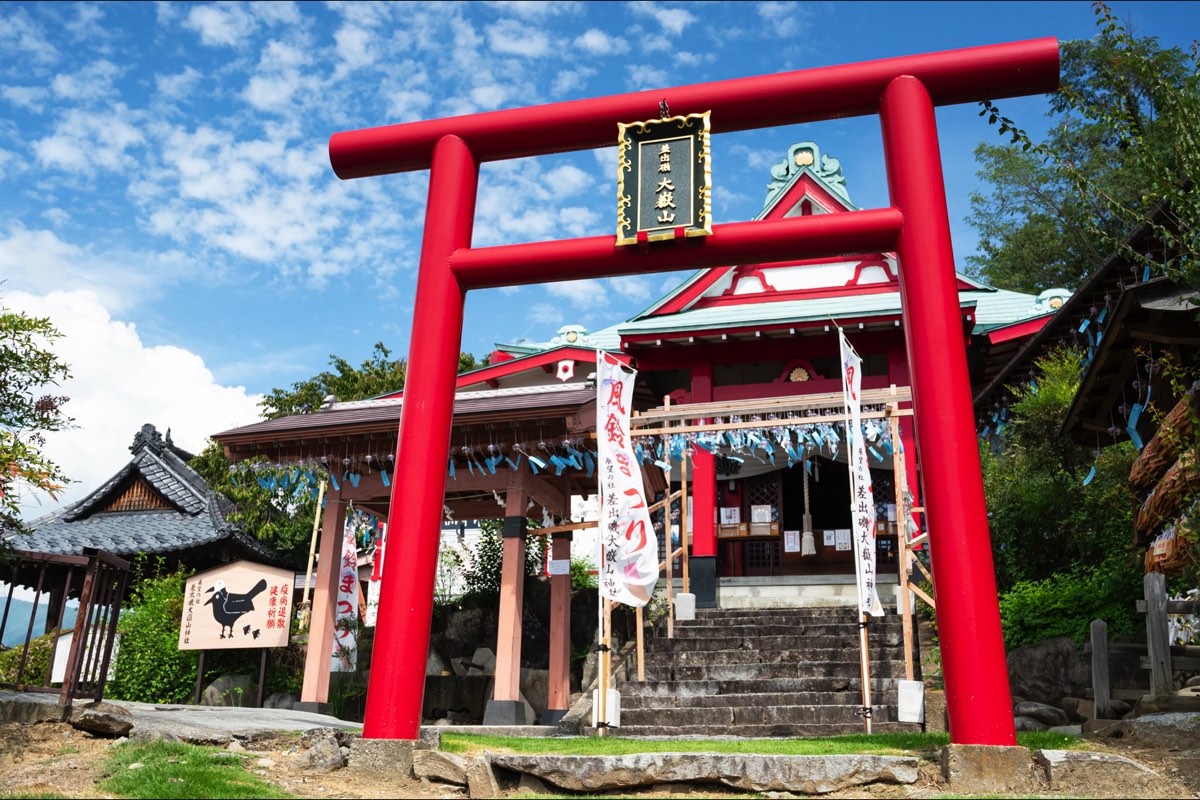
[0, 599, 78, 649]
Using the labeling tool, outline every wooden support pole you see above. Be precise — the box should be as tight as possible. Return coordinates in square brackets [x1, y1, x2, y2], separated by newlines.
[546, 532, 572, 722]
[493, 489, 528, 706]
[890, 409, 915, 681]
[1091, 619, 1112, 719]
[1144, 572, 1173, 698]
[598, 598, 612, 737]
[301, 493, 346, 705]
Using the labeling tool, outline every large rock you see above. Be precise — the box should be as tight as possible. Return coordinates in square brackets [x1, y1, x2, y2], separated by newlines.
[413, 750, 468, 785]
[263, 692, 297, 710]
[69, 702, 133, 738]
[1035, 749, 1163, 797]
[426, 648, 450, 676]
[1061, 696, 1095, 722]
[1129, 712, 1200, 748]
[1007, 637, 1090, 706]
[1015, 701, 1069, 727]
[520, 668, 549, 715]
[202, 674, 256, 707]
[468, 647, 496, 677]
[1014, 715, 1047, 732]
[349, 737, 414, 777]
[489, 753, 919, 794]
[290, 729, 349, 773]
[940, 745, 1041, 794]
[466, 756, 501, 799]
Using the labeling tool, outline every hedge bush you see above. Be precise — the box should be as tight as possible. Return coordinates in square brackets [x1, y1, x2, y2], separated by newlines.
[108, 563, 199, 704]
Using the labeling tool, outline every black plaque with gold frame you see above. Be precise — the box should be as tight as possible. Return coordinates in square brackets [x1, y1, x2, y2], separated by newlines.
[617, 111, 712, 245]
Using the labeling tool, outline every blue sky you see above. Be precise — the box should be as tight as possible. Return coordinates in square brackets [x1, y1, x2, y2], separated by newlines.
[4, 0, 1198, 513]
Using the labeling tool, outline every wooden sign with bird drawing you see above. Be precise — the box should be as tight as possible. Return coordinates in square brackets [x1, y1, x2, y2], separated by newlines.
[179, 561, 295, 650]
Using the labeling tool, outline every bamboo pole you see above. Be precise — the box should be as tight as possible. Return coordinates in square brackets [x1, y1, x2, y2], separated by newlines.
[859, 613, 874, 734]
[664, 396, 674, 639]
[299, 479, 328, 629]
[890, 408, 915, 682]
[636, 606, 645, 681]
[681, 449, 690, 594]
[598, 598, 612, 737]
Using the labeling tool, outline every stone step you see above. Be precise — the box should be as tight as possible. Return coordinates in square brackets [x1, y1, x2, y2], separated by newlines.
[692, 608, 902, 621]
[661, 631, 904, 648]
[621, 690, 881, 710]
[641, 648, 906, 669]
[619, 703, 902, 727]
[666, 661, 907, 682]
[673, 620, 905, 635]
[606, 721, 923, 738]
[626, 677, 905, 697]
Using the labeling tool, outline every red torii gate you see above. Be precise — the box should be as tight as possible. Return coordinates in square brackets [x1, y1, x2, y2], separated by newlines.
[330, 38, 1059, 745]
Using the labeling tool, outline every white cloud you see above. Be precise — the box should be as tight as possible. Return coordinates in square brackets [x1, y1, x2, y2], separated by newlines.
[335, 24, 376, 72]
[33, 105, 144, 175]
[757, 1, 813, 37]
[611, 275, 654, 301]
[0, 8, 59, 65]
[184, 3, 259, 47]
[2, 86, 47, 113]
[551, 67, 595, 96]
[628, 2, 696, 36]
[386, 88, 432, 121]
[626, 64, 671, 91]
[7, 290, 262, 517]
[0, 224, 189, 312]
[542, 164, 592, 196]
[528, 302, 565, 326]
[546, 279, 606, 307]
[574, 28, 629, 55]
[486, 18, 551, 57]
[50, 59, 121, 102]
[487, 1, 585, 18]
[470, 84, 510, 109]
[155, 66, 203, 100]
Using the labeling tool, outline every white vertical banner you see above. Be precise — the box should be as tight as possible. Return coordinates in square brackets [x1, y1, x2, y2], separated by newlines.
[840, 329, 884, 617]
[332, 514, 361, 671]
[596, 351, 658, 607]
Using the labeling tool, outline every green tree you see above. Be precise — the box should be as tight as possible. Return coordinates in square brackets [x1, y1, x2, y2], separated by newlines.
[189, 443, 316, 567]
[0, 305, 72, 531]
[969, 4, 1199, 293]
[983, 346, 1138, 589]
[259, 343, 489, 419]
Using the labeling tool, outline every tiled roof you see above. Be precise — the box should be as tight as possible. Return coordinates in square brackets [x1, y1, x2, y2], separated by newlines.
[10, 424, 284, 565]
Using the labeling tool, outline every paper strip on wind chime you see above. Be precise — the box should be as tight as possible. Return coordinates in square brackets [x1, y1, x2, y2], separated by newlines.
[596, 351, 659, 607]
[840, 329, 884, 617]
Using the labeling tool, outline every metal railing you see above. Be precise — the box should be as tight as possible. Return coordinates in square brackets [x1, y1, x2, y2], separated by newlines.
[0, 548, 130, 705]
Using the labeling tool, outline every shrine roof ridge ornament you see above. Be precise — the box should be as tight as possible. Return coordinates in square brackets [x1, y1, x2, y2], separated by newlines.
[329, 37, 1059, 179]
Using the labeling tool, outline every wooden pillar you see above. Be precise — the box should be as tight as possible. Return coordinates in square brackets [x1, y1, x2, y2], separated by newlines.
[299, 492, 346, 708]
[544, 531, 572, 725]
[484, 486, 528, 725]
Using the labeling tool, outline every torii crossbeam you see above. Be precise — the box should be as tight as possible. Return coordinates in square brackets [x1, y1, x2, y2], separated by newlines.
[328, 38, 1059, 746]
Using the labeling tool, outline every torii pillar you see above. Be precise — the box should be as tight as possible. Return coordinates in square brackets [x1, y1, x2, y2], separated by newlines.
[333, 38, 1060, 746]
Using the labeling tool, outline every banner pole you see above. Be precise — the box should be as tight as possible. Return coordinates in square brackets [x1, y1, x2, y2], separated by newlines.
[891, 408, 915, 681]
[636, 605, 645, 681]
[860, 613, 873, 734]
[681, 446, 690, 595]
[299, 479, 327, 629]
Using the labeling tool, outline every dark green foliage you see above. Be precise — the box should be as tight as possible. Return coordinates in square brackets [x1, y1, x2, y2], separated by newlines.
[570, 556, 598, 591]
[0, 630, 55, 686]
[189, 443, 315, 568]
[108, 560, 199, 704]
[0, 306, 72, 531]
[970, 5, 1199, 293]
[998, 557, 1143, 649]
[982, 346, 1144, 647]
[460, 518, 545, 603]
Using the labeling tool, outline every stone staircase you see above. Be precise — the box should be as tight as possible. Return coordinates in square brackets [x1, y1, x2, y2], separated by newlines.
[616, 606, 922, 737]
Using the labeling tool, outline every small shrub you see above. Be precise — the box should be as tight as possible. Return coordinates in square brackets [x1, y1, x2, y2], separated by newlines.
[108, 559, 199, 704]
[570, 556, 598, 591]
[0, 630, 57, 686]
[998, 553, 1143, 650]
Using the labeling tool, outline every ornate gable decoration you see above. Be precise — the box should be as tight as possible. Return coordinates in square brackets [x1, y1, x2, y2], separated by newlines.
[764, 141, 850, 209]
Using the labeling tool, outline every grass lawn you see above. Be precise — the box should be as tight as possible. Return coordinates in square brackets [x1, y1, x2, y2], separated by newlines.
[442, 730, 1086, 758]
[98, 740, 291, 799]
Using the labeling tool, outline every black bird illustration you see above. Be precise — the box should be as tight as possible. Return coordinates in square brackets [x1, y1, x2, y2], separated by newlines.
[251, 629, 261, 640]
[204, 579, 268, 638]
[243, 625, 251, 636]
